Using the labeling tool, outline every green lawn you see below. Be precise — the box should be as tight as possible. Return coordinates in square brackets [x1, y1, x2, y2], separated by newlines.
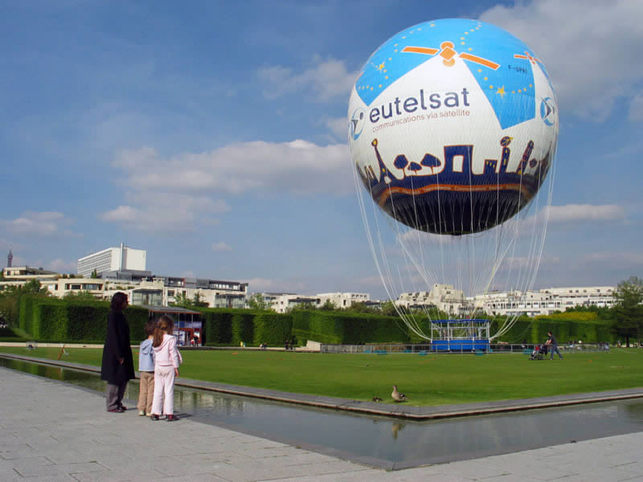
[2, 346, 642, 406]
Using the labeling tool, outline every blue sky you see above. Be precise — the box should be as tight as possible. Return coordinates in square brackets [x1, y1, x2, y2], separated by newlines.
[1, 0, 641, 298]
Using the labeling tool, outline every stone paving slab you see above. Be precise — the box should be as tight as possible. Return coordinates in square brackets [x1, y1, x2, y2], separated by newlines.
[1, 366, 642, 481]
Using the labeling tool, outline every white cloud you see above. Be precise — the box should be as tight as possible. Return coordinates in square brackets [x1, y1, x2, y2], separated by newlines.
[324, 116, 349, 140]
[112, 140, 351, 196]
[479, 0, 643, 121]
[258, 57, 357, 101]
[246, 277, 308, 293]
[0, 211, 75, 237]
[101, 194, 229, 232]
[105, 138, 352, 231]
[211, 241, 232, 252]
[628, 94, 643, 121]
[101, 205, 139, 224]
[46, 258, 77, 273]
[582, 251, 643, 265]
[517, 203, 626, 231]
[247, 278, 280, 292]
[545, 204, 626, 223]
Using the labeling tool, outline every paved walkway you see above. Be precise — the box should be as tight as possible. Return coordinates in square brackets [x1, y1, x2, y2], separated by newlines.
[1, 367, 642, 481]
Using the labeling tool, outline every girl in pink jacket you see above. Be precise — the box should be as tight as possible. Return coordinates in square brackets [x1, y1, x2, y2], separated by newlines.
[150, 315, 182, 421]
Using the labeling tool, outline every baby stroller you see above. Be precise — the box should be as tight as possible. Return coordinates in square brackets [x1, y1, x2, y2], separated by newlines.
[529, 344, 548, 360]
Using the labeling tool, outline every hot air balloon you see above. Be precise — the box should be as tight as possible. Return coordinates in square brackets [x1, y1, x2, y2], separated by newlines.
[348, 19, 558, 340]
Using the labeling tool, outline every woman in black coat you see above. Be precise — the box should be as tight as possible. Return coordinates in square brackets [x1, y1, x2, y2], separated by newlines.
[101, 292, 135, 412]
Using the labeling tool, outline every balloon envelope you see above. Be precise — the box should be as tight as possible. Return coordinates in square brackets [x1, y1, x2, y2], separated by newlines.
[348, 18, 558, 235]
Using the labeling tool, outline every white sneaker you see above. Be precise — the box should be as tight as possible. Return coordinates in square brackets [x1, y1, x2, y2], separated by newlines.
[138, 410, 146, 416]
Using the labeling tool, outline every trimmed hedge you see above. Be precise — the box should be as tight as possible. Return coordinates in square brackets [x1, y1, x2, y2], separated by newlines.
[18, 295, 39, 337]
[253, 313, 293, 346]
[200, 309, 292, 346]
[292, 310, 408, 344]
[38, 301, 68, 341]
[65, 303, 109, 341]
[530, 318, 613, 344]
[488, 317, 614, 344]
[231, 312, 255, 346]
[15, 295, 148, 343]
[125, 305, 149, 342]
[13, 296, 616, 345]
[201, 309, 234, 345]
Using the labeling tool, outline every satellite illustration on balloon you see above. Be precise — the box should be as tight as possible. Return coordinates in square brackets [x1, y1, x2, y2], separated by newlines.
[348, 19, 558, 340]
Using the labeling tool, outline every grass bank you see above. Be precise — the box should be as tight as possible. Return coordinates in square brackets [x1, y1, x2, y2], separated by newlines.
[1, 346, 642, 406]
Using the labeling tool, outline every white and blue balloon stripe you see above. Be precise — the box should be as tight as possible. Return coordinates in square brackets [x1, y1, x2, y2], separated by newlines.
[355, 18, 543, 129]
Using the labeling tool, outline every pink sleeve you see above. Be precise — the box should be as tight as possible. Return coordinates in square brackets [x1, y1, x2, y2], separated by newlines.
[169, 336, 182, 368]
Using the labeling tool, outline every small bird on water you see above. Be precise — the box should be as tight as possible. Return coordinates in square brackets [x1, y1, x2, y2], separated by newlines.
[391, 385, 407, 402]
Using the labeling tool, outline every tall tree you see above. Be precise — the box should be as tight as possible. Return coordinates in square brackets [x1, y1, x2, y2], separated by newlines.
[247, 293, 268, 310]
[191, 292, 209, 307]
[319, 299, 336, 311]
[20, 279, 50, 296]
[611, 276, 643, 347]
[172, 292, 191, 308]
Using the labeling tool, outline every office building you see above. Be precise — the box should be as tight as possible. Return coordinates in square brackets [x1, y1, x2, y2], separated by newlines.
[77, 244, 148, 278]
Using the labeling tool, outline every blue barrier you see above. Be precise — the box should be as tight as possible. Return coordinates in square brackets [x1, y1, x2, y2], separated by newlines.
[431, 339, 490, 352]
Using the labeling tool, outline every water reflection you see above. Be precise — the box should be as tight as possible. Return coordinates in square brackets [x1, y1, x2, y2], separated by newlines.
[391, 422, 404, 439]
[1, 356, 642, 469]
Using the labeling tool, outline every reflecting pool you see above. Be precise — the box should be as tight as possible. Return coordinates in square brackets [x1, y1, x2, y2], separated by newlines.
[2, 356, 641, 469]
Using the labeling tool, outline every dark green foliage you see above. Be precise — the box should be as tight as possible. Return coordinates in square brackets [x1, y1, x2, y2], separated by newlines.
[12, 296, 619, 346]
[14, 296, 149, 343]
[488, 317, 533, 344]
[19, 295, 38, 337]
[406, 315, 432, 343]
[201, 309, 234, 345]
[611, 276, 643, 346]
[19, 279, 49, 296]
[292, 310, 407, 344]
[126, 305, 149, 342]
[291, 310, 338, 344]
[530, 318, 613, 344]
[0, 293, 19, 326]
[38, 301, 68, 341]
[64, 302, 108, 341]
[253, 313, 293, 346]
[246, 294, 269, 311]
[0, 327, 15, 336]
[0, 326, 23, 341]
[231, 312, 255, 345]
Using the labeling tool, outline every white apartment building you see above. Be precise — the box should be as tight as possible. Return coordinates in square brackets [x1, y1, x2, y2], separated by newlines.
[262, 293, 320, 313]
[397, 284, 469, 316]
[260, 292, 370, 313]
[0, 267, 109, 298]
[132, 277, 248, 309]
[2, 262, 248, 309]
[2, 266, 59, 282]
[539, 286, 616, 309]
[474, 286, 616, 317]
[473, 290, 561, 317]
[316, 292, 369, 309]
[77, 244, 147, 278]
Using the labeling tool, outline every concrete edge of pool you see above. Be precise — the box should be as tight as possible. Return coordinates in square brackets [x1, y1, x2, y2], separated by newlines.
[2, 352, 643, 421]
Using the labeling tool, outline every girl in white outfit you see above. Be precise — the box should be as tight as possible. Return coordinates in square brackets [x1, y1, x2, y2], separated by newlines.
[150, 315, 182, 421]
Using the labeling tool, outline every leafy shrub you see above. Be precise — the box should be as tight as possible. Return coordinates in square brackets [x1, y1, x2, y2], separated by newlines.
[201, 309, 234, 345]
[292, 310, 407, 344]
[38, 301, 68, 341]
[231, 312, 255, 346]
[253, 313, 292, 346]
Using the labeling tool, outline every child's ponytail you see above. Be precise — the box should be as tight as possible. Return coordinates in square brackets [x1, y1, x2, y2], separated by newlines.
[152, 315, 175, 347]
